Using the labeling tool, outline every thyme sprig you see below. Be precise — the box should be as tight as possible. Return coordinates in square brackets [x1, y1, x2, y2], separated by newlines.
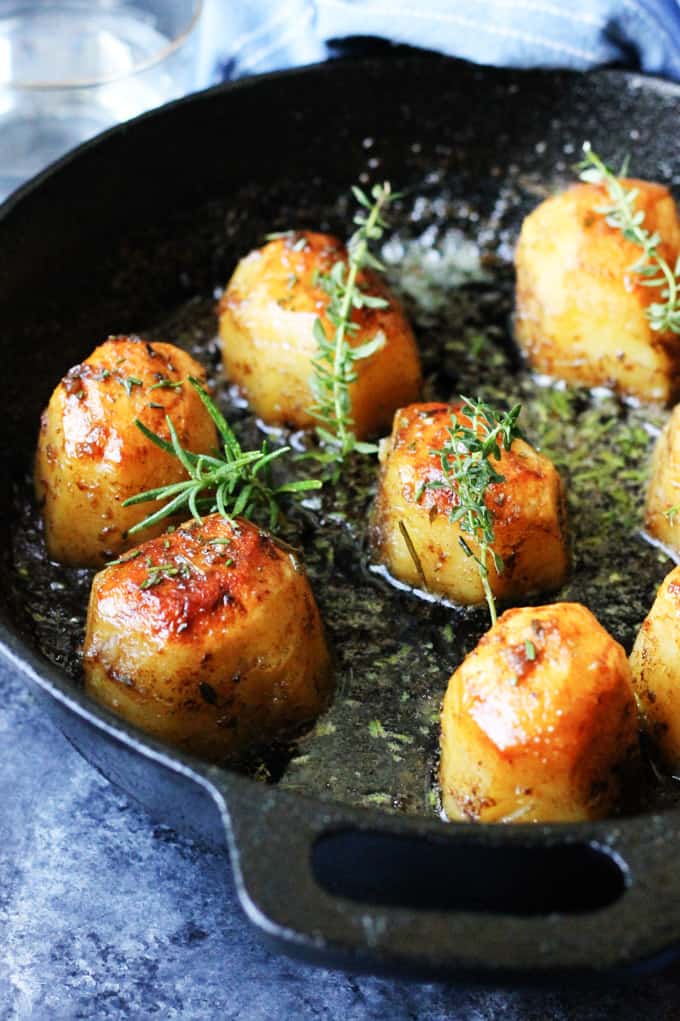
[428, 397, 523, 625]
[123, 377, 321, 533]
[308, 182, 395, 474]
[578, 141, 680, 334]
[664, 503, 680, 523]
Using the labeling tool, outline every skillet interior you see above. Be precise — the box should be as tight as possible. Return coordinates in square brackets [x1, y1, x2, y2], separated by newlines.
[4, 55, 680, 825]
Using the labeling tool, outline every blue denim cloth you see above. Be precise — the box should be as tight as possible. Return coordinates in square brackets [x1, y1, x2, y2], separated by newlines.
[198, 0, 680, 84]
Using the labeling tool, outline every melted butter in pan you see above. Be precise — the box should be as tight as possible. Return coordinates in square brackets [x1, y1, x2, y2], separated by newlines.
[11, 187, 680, 817]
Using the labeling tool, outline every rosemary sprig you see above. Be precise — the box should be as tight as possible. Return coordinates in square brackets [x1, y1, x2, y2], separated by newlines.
[123, 377, 321, 533]
[308, 182, 395, 474]
[577, 141, 680, 334]
[121, 375, 143, 396]
[428, 397, 523, 625]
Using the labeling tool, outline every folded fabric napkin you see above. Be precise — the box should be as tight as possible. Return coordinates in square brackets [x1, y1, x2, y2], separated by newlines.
[198, 0, 680, 84]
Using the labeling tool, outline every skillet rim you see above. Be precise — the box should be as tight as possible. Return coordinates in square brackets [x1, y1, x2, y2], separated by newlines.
[6, 54, 680, 981]
[3, 50, 680, 829]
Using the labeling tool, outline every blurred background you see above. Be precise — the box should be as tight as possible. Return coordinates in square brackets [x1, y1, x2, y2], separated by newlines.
[3, 0, 680, 201]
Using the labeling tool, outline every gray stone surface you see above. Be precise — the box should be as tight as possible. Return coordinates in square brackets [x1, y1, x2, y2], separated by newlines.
[3, 660, 680, 1020]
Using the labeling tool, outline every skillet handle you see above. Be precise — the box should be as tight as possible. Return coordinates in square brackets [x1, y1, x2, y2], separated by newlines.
[213, 774, 680, 982]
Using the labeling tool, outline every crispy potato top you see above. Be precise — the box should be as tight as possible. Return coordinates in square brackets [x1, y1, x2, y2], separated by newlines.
[48, 335, 215, 464]
[381, 401, 557, 538]
[219, 230, 403, 350]
[91, 514, 309, 645]
[452, 602, 632, 761]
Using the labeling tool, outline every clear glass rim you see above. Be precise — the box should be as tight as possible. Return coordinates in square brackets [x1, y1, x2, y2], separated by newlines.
[0, 0, 204, 90]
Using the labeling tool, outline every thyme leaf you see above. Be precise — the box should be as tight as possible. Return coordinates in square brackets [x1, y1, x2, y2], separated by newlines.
[665, 503, 680, 523]
[307, 182, 395, 477]
[429, 397, 523, 625]
[577, 141, 680, 334]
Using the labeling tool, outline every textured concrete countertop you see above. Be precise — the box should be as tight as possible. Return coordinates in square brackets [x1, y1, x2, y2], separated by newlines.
[3, 660, 680, 1020]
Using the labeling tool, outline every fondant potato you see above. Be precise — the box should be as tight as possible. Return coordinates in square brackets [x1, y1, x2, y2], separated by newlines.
[219, 230, 422, 435]
[645, 404, 680, 552]
[371, 403, 568, 605]
[630, 564, 680, 769]
[35, 336, 217, 568]
[515, 179, 680, 403]
[83, 514, 334, 762]
[440, 603, 639, 823]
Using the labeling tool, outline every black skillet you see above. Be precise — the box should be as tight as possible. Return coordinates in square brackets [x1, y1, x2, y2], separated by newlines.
[4, 54, 680, 984]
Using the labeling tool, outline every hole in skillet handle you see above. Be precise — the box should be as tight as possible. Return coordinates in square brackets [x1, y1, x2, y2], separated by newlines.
[220, 777, 680, 980]
[311, 830, 626, 915]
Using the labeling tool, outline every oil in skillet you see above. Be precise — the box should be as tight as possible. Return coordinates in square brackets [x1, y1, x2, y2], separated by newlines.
[9, 180, 680, 818]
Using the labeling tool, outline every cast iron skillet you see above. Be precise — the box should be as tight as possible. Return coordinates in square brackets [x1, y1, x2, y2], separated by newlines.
[4, 55, 680, 984]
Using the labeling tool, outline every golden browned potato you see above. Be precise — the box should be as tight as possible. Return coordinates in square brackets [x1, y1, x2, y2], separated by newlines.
[219, 230, 422, 435]
[440, 603, 639, 823]
[515, 179, 680, 403]
[35, 336, 217, 568]
[371, 403, 568, 605]
[630, 564, 680, 769]
[645, 405, 680, 552]
[83, 514, 334, 762]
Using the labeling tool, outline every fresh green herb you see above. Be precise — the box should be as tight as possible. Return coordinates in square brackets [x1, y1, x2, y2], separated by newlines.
[469, 332, 486, 358]
[206, 537, 232, 546]
[124, 376, 321, 533]
[265, 231, 310, 251]
[428, 396, 522, 626]
[385, 731, 414, 746]
[578, 141, 680, 334]
[525, 639, 536, 661]
[253, 762, 272, 783]
[149, 378, 184, 391]
[362, 793, 392, 807]
[148, 402, 164, 410]
[312, 720, 336, 737]
[368, 718, 414, 749]
[121, 376, 143, 396]
[308, 182, 395, 475]
[96, 368, 111, 381]
[106, 549, 142, 567]
[398, 519, 428, 591]
[665, 503, 680, 523]
[139, 563, 184, 590]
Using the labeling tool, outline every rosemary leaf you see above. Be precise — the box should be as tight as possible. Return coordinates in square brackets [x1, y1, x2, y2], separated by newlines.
[124, 377, 321, 533]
